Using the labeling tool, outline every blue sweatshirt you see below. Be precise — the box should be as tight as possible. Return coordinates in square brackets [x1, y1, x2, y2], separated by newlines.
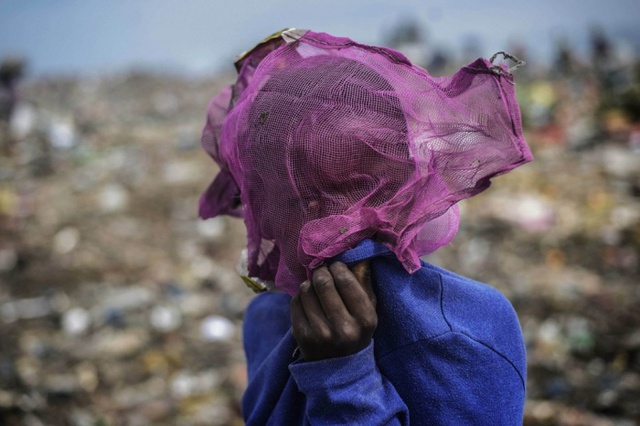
[242, 240, 526, 425]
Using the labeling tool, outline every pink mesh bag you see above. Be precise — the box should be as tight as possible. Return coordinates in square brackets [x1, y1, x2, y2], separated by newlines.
[200, 29, 532, 295]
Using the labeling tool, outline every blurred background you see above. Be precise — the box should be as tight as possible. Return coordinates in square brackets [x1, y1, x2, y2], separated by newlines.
[1, 1, 639, 425]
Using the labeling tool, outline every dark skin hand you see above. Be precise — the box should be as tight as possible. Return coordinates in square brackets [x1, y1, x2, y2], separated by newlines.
[290, 260, 377, 362]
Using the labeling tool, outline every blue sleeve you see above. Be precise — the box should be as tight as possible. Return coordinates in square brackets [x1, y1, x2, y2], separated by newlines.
[288, 332, 524, 426]
[289, 341, 408, 425]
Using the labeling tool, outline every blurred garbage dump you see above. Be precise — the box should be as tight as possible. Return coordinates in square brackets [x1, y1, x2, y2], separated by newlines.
[1, 69, 251, 425]
[0, 26, 639, 424]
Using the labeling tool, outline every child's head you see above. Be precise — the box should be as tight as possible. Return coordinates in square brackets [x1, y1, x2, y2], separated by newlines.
[243, 54, 411, 285]
[200, 30, 532, 295]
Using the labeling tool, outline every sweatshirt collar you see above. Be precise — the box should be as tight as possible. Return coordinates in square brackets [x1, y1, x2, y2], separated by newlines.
[331, 239, 394, 265]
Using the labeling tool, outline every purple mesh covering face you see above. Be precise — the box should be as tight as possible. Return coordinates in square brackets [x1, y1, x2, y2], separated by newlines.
[200, 29, 533, 295]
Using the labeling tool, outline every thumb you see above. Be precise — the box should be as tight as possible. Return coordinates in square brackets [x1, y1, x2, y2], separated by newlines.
[350, 260, 375, 306]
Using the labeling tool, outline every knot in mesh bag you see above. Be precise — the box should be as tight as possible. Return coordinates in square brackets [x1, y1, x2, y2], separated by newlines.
[200, 29, 532, 295]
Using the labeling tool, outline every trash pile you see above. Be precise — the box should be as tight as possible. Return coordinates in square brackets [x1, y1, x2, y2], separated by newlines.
[0, 45, 639, 425]
[1, 71, 252, 425]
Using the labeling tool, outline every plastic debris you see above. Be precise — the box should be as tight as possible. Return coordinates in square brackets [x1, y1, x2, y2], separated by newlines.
[62, 307, 91, 336]
[200, 315, 235, 342]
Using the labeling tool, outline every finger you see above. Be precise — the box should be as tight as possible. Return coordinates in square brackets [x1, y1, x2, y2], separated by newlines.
[329, 262, 375, 319]
[298, 280, 331, 333]
[290, 294, 309, 340]
[311, 267, 350, 324]
[351, 260, 375, 307]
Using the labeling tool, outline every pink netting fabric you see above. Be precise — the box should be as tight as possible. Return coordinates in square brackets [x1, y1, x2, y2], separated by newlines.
[200, 29, 532, 295]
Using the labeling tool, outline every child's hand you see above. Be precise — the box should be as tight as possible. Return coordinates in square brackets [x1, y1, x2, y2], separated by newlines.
[290, 260, 377, 361]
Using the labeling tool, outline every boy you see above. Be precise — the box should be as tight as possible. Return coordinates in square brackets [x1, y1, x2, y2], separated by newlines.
[200, 29, 531, 425]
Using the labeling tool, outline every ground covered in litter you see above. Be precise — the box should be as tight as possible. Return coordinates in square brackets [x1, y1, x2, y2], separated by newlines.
[0, 67, 639, 425]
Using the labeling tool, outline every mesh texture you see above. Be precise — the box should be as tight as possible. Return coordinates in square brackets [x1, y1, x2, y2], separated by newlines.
[200, 30, 533, 295]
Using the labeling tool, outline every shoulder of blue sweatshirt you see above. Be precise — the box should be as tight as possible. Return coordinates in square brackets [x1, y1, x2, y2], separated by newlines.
[370, 256, 527, 388]
[331, 238, 526, 386]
